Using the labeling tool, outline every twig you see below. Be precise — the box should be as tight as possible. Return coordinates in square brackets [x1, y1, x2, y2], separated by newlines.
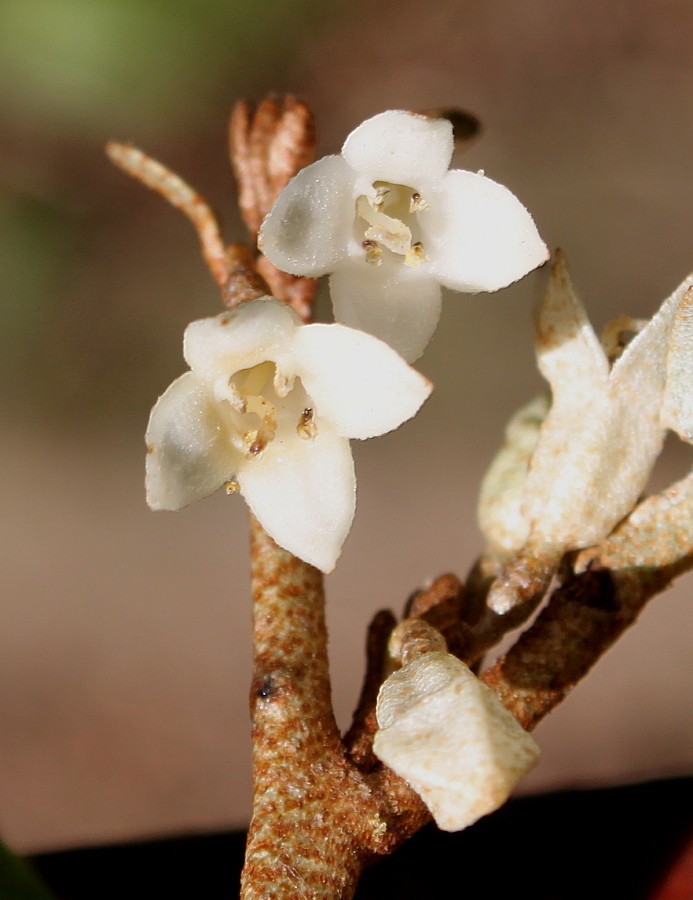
[106, 141, 229, 289]
[242, 519, 384, 900]
[481, 473, 693, 730]
[344, 609, 396, 770]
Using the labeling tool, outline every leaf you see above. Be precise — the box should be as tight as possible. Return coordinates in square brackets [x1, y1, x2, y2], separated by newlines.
[0, 839, 56, 900]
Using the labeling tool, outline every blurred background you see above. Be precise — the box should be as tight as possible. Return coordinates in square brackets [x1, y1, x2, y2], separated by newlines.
[1, 0, 693, 853]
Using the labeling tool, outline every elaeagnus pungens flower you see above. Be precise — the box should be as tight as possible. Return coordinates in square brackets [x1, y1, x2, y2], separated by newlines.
[259, 110, 549, 362]
[145, 297, 432, 572]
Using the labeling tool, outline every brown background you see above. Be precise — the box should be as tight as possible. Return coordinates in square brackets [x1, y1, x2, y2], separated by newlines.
[1, 0, 692, 852]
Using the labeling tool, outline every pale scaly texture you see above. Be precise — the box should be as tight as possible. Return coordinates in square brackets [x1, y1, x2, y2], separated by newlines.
[524, 254, 691, 553]
[485, 257, 693, 614]
[661, 285, 693, 441]
[260, 110, 548, 361]
[146, 296, 431, 572]
[477, 394, 549, 554]
[373, 651, 539, 832]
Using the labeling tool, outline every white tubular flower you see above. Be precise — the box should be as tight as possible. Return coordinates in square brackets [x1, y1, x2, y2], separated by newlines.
[259, 110, 549, 362]
[145, 297, 431, 573]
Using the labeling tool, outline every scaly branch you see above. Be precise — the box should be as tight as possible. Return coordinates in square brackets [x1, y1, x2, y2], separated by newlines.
[481, 471, 693, 730]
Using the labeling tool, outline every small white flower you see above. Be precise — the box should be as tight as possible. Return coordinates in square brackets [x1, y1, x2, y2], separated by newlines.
[259, 110, 548, 361]
[145, 297, 432, 573]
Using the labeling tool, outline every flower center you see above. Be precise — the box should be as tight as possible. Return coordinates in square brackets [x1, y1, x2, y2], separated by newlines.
[355, 181, 429, 267]
[217, 361, 317, 460]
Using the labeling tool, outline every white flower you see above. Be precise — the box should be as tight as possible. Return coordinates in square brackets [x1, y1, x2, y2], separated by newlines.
[259, 110, 548, 361]
[145, 297, 432, 573]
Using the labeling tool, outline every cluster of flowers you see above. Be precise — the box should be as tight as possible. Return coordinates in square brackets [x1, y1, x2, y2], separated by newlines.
[142, 108, 693, 834]
[145, 110, 548, 572]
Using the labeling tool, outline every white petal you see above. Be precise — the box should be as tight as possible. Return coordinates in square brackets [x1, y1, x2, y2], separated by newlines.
[426, 170, 549, 292]
[290, 323, 432, 440]
[660, 281, 693, 440]
[477, 395, 549, 553]
[596, 276, 690, 524]
[534, 251, 609, 402]
[374, 652, 539, 832]
[258, 155, 353, 276]
[183, 298, 300, 380]
[145, 372, 236, 511]
[523, 258, 678, 552]
[237, 427, 355, 573]
[342, 111, 453, 192]
[329, 259, 442, 362]
[522, 258, 612, 548]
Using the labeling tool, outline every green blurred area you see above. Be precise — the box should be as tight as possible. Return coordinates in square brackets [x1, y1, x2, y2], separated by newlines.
[0, 0, 328, 137]
[0, 0, 335, 426]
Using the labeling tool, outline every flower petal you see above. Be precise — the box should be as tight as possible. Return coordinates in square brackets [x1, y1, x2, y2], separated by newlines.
[660, 281, 693, 441]
[597, 275, 692, 523]
[258, 154, 353, 276]
[145, 372, 236, 511]
[477, 395, 549, 554]
[237, 426, 355, 573]
[183, 298, 299, 380]
[523, 257, 679, 553]
[426, 170, 549, 292]
[534, 250, 609, 400]
[329, 259, 442, 362]
[291, 323, 432, 440]
[522, 256, 612, 549]
[342, 110, 453, 192]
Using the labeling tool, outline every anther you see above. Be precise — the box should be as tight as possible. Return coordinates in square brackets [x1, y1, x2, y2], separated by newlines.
[243, 430, 267, 457]
[409, 192, 430, 213]
[404, 242, 429, 267]
[297, 407, 318, 440]
[362, 239, 383, 265]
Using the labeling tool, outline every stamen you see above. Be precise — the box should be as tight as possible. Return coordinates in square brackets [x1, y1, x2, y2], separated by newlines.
[372, 185, 390, 210]
[404, 242, 429, 267]
[297, 407, 318, 440]
[362, 239, 383, 265]
[356, 182, 430, 266]
[225, 480, 240, 494]
[273, 368, 295, 399]
[224, 379, 247, 413]
[243, 430, 267, 456]
[409, 192, 430, 213]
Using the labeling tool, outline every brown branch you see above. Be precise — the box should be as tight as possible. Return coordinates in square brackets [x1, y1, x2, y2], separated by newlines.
[343, 609, 396, 770]
[481, 474, 693, 730]
[106, 141, 229, 289]
[242, 519, 391, 899]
